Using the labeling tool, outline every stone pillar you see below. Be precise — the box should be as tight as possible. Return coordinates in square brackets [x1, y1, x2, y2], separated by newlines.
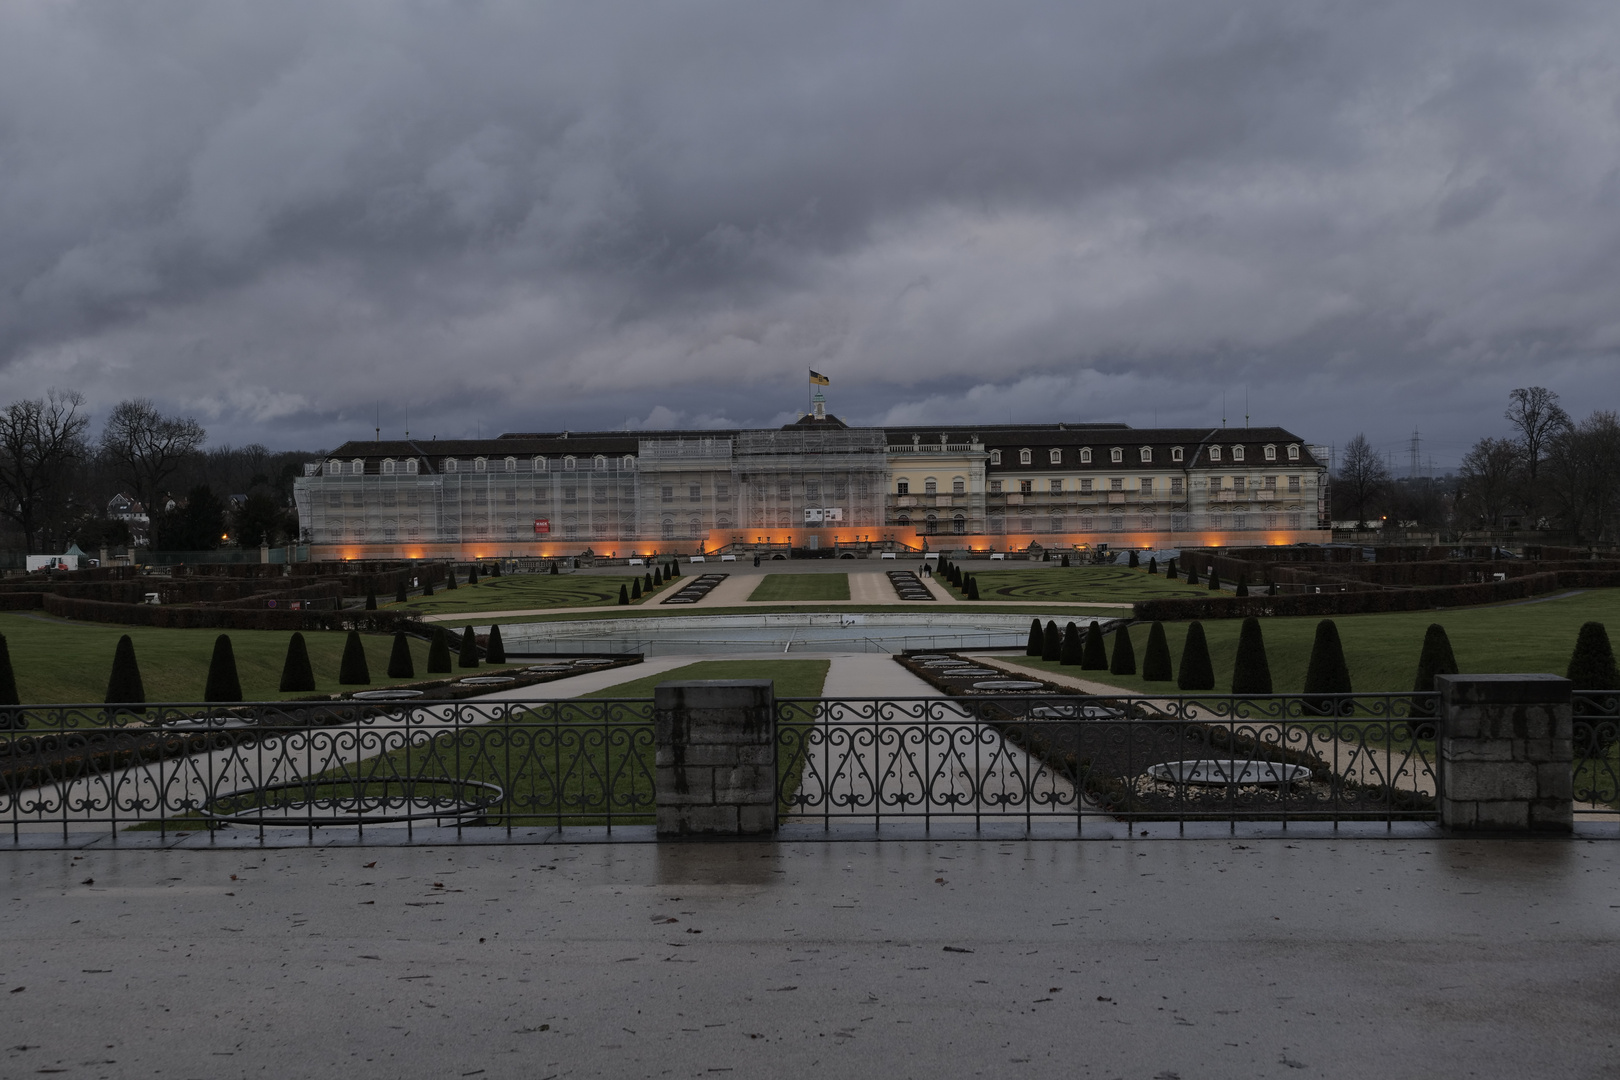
[1437, 674, 1573, 833]
[260, 541, 271, 564]
[655, 680, 777, 838]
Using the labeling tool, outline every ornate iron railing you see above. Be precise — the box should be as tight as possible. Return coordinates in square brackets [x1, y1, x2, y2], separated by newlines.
[0, 699, 656, 841]
[775, 693, 1443, 831]
[1574, 692, 1620, 816]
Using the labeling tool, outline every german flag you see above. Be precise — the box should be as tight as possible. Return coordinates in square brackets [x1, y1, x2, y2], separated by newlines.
[809, 369, 830, 385]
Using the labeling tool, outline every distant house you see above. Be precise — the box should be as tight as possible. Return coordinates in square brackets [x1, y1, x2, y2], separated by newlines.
[107, 493, 151, 544]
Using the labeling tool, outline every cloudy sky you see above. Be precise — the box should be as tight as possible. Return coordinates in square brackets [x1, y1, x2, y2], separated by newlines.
[3, 2, 1618, 469]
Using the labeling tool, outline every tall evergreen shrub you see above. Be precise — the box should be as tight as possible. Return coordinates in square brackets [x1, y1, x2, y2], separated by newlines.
[387, 631, 415, 679]
[1060, 622, 1082, 666]
[1207, 567, 1222, 591]
[1567, 622, 1619, 688]
[1026, 618, 1044, 656]
[422, 578, 433, 596]
[1185, 561, 1198, 586]
[365, 589, 377, 611]
[1235, 575, 1249, 597]
[1230, 617, 1272, 695]
[966, 576, 979, 600]
[0, 633, 18, 709]
[1128, 550, 1139, 568]
[1109, 624, 1137, 676]
[1060, 553, 1070, 567]
[550, 562, 559, 575]
[1147, 557, 1157, 575]
[1141, 622, 1173, 682]
[338, 631, 371, 685]
[618, 583, 630, 605]
[1176, 622, 1215, 691]
[492, 563, 502, 577]
[468, 566, 479, 585]
[486, 624, 506, 665]
[1042, 620, 1062, 662]
[280, 633, 315, 692]
[446, 568, 458, 589]
[1166, 557, 1178, 580]
[645, 572, 654, 592]
[1302, 619, 1353, 714]
[1267, 579, 1278, 596]
[458, 626, 480, 668]
[1412, 623, 1458, 695]
[204, 634, 243, 702]
[427, 627, 453, 673]
[1081, 621, 1108, 670]
[631, 578, 642, 600]
[105, 634, 146, 704]
[396, 581, 408, 604]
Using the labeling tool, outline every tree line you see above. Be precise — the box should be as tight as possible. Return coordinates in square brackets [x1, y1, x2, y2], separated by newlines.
[1335, 387, 1620, 542]
[0, 393, 320, 556]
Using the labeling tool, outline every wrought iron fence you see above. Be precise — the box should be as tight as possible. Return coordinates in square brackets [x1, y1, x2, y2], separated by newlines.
[775, 693, 1444, 831]
[0, 699, 656, 841]
[1574, 692, 1620, 816]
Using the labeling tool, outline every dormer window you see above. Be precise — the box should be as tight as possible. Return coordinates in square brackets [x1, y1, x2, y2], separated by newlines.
[381, 459, 396, 475]
[1208, 446, 1222, 462]
[594, 455, 607, 471]
[1079, 448, 1092, 464]
[351, 458, 365, 475]
[1287, 444, 1300, 461]
[1109, 447, 1123, 463]
[989, 449, 1002, 465]
[474, 457, 488, 472]
[1232, 446, 1245, 462]
[326, 459, 341, 475]
[564, 455, 577, 471]
[1048, 449, 1062, 465]
[534, 456, 548, 472]
[1139, 447, 1152, 463]
[444, 458, 458, 473]
[1263, 445, 1277, 461]
[1170, 446, 1184, 463]
[405, 459, 419, 475]
[622, 455, 636, 470]
[505, 456, 518, 472]
[1019, 448, 1032, 465]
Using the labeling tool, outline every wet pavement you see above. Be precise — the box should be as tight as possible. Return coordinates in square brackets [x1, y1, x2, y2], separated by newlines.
[3, 836, 1616, 1079]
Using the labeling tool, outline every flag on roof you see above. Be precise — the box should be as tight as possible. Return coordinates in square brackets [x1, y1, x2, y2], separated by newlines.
[809, 369, 830, 385]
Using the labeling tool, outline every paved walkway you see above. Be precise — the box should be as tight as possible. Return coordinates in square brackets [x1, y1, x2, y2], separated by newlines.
[3, 837, 1615, 1079]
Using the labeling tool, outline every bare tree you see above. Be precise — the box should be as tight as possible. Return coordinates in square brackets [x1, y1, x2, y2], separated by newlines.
[1336, 433, 1390, 529]
[1457, 436, 1522, 530]
[99, 400, 207, 513]
[1505, 387, 1571, 525]
[1544, 411, 1620, 543]
[0, 390, 91, 553]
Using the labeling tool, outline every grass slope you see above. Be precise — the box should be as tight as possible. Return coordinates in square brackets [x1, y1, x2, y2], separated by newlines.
[747, 574, 851, 602]
[950, 566, 1209, 603]
[1010, 589, 1620, 694]
[395, 573, 666, 614]
[0, 613, 441, 704]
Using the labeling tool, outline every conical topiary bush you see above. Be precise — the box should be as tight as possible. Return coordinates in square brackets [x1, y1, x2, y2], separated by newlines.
[395, 580, 408, 604]
[1302, 619, 1352, 715]
[1166, 557, 1177, 580]
[458, 626, 480, 668]
[446, 568, 458, 589]
[468, 566, 479, 585]
[365, 589, 377, 611]
[1234, 575, 1248, 597]
[1060, 553, 1070, 567]
[1081, 621, 1108, 670]
[1267, 579, 1278, 596]
[1026, 618, 1044, 657]
[550, 562, 559, 575]
[422, 577, 433, 596]
[1141, 622, 1173, 682]
[1147, 557, 1157, 575]
[1128, 550, 1140, 568]
[618, 583, 630, 605]
[966, 576, 979, 600]
[486, 623, 506, 665]
[1060, 622, 1082, 666]
[387, 631, 415, 679]
[1567, 622, 1618, 689]
[0, 632, 17, 710]
[492, 562, 502, 577]
[204, 634, 243, 702]
[1185, 561, 1199, 586]
[631, 578, 642, 600]
[105, 634, 146, 704]
[338, 631, 371, 685]
[280, 633, 315, 692]
[1177, 622, 1215, 691]
[1042, 620, 1062, 662]
[1230, 617, 1272, 695]
[427, 627, 453, 674]
[645, 572, 654, 593]
[1109, 624, 1137, 676]
[1207, 567, 1222, 592]
[1408, 623, 1457, 736]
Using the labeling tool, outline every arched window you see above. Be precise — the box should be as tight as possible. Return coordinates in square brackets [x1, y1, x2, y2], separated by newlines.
[534, 456, 548, 472]
[1232, 446, 1245, 462]
[1170, 446, 1183, 463]
[896, 513, 911, 527]
[1048, 449, 1062, 465]
[924, 513, 938, 535]
[351, 458, 365, 474]
[1019, 448, 1032, 465]
[924, 478, 938, 495]
[505, 456, 518, 472]
[1287, 444, 1300, 461]
[952, 514, 966, 535]
[1139, 447, 1152, 463]
[405, 458, 419, 475]
[444, 458, 458, 473]
[564, 455, 577, 471]
[662, 518, 675, 539]
[381, 459, 396, 475]
[1208, 446, 1222, 462]
[594, 455, 607, 471]
[474, 457, 487, 472]
[622, 455, 636, 470]
[1110, 447, 1123, 463]
[1079, 448, 1092, 464]
[1263, 444, 1276, 461]
[989, 449, 1002, 465]
[326, 459, 342, 475]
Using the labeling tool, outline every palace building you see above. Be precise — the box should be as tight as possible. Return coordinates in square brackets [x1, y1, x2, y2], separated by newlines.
[294, 390, 1330, 560]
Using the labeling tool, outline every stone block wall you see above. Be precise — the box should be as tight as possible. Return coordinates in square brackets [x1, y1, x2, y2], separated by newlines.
[1437, 674, 1573, 832]
[654, 680, 777, 838]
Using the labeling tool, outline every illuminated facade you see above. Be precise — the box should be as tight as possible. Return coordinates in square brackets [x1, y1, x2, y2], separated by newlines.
[294, 407, 1329, 559]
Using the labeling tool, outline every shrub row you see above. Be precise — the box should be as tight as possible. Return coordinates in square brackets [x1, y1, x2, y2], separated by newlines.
[39, 593, 437, 634]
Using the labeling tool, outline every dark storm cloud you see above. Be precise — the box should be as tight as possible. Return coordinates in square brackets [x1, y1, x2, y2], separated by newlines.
[1, 1, 1617, 463]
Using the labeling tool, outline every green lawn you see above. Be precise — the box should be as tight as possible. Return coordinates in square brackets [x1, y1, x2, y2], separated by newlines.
[1008, 589, 1620, 694]
[0, 613, 440, 704]
[747, 574, 850, 602]
[950, 566, 1210, 603]
[395, 573, 666, 614]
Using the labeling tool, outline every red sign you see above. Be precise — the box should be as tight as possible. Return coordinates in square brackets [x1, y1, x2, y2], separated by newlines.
[533, 518, 550, 535]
